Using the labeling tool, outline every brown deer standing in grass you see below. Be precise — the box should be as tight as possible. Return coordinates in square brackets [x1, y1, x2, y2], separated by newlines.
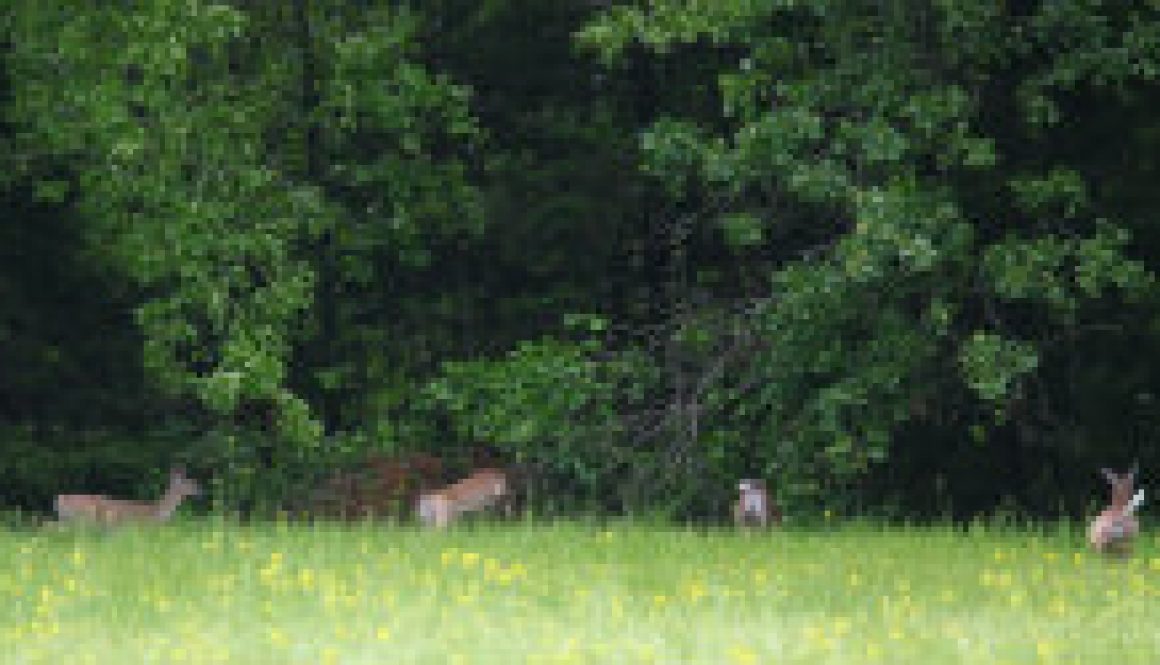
[1088, 467, 1144, 555]
[54, 467, 201, 526]
[416, 468, 511, 529]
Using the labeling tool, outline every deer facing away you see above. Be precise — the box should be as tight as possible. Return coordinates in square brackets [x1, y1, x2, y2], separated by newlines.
[1088, 468, 1144, 555]
[734, 478, 781, 528]
[55, 467, 201, 526]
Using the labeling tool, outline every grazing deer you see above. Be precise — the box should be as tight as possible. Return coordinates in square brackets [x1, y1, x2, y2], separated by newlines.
[1088, 467, 1144, 555]
[54, 467, 201, 526]
[416, 468, 510, 529]
[734, 478, 782, 528]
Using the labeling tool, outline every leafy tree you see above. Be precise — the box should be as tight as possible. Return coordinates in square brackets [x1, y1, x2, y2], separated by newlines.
[578, 0, 1158, 514]
[3, 1, 482, 509]
[7, 2, 323, 445]
[4, 0, 1160, 520]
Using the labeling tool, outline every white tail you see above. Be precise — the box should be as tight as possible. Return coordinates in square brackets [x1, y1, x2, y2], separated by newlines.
[54, 467, 201, 526]
[1124, 488, 1145, 517]
[416, 468, 509, 529]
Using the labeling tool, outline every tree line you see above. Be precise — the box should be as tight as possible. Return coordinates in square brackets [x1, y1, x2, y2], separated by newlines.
[2, 0, 1158, 521]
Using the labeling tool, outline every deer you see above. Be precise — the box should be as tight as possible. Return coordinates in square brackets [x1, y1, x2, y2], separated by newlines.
[734, 478, 783, 528]
[54, 467, 201, 526]
[416, 467, 511, 529]
[1088, 467, 1145, 555]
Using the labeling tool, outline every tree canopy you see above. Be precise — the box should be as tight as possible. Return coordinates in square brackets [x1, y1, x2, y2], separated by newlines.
[2, 0, 1158, 520]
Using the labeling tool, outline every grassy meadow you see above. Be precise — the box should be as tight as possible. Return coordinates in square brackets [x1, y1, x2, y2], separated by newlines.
[1, 520, 1157, 664]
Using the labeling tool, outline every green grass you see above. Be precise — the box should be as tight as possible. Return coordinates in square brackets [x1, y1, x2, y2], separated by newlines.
[1, 520, 1157, 664]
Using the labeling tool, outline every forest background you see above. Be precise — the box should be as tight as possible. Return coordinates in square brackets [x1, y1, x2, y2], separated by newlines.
[1, 0, 1158, 523]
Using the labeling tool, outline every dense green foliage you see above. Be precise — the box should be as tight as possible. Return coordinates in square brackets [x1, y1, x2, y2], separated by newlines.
[2, 1, 1159, 519]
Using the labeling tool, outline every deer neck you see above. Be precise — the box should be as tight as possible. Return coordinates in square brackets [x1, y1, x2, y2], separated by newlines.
[154, 486, 187, 520]
[1110, 499, 1135, 520]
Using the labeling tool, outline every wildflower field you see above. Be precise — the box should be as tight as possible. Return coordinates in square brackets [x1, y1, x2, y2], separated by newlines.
[1, 520, 1157, 664]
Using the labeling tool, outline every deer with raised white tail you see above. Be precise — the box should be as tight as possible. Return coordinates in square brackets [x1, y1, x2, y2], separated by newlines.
[1088, 467, 1144, 555]
[416, 468, 510, 529]
[733, 478, 783, 528]
[54, 467, 201, 526]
